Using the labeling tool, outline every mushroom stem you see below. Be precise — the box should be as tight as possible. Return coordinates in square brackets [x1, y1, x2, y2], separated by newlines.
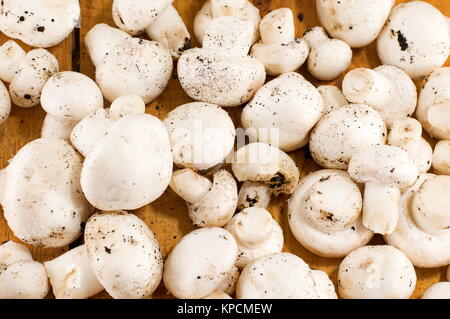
[169, 169, 212, 204]
[362, 181, 400, 235]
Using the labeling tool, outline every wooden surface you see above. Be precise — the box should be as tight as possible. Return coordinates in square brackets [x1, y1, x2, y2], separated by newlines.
[0, 0, 449, 299]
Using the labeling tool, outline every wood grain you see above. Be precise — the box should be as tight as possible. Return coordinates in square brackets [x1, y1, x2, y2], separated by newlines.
[0, 0, 449, 299]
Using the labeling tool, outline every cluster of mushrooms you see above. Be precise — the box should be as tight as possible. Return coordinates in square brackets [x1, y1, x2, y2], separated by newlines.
[0, 0, 449, 299]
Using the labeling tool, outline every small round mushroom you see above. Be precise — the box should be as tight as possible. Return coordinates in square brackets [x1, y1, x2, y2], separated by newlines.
[84, 211, 163, 299]
[303, 26, 352, 81]
[232, 142, 300, 196]
[41, 71, 104, 124]
[317, 85, 348, 114]
[338, 245, 416, 299]
[416, 67, 450, 140]
[0, 241, 49, 299]
[241, 72, 324, 152]
[170, 169, 238, 228]
[433, 140, 450, 175]
[1, 138, 92, 247]
[108, 94, 146, 120]
[342, 65, 417, 127]
[237, 181, 271, 211]
[163, 227, 238, 299]
[0, 40, 26, 83]
[377, 1, 450, 79]
[316, 0, 394, 48]
[348, 145, 419, 235]
[96, 37, 172, 104]
[225, 207, 283, 267]
[44, 245, 104, 299]
[0, 0, 80, 48]
[0, 80, 11, 126]
[385, 174, 450, 268]
[288, 169, 373, 258]
[80, 114, 173, 211]
[164, 102, 236, 170]
[250, 8, 309, 76]
[194, 0, 261, 46]
[9, 49, 59, 107]
[237, 252, 336, 299]
[309, 104, 387, 169]
[421, 282, 450, 299]
[388, 118, 432, 173]
[41, 115, 77, 141]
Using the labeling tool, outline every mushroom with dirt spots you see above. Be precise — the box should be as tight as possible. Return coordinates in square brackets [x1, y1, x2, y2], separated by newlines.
[288, 169, 373, 258]
[0, 40, 26, 83]
[237, 181, 272, 211]
[41, 115, 77, 141]
[317, 85, 348, 114]
[433, 140, 450, 175]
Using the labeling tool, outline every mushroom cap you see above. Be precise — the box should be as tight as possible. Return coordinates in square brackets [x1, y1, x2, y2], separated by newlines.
[0, 0, 80, 48]
[0, 40, 26, 83]
[2, 138, 92, 248]
[242, 72, 324, 152]
[316, 0, 394, 48]
[236, 252, 319, 299]
[338, 245, 416, 299]
[232, 142, 300, 195]
[109, 95, 146, 121]
[112, 0, 173, 35]
[85, 211, 163, 299]
[81, 114, 173, 211]
[163, 227, 238, 299]
[385, 174, 450, 268]
[317, 85, 348, 114]
[376, 1, 449, 79]
[421, 282, 450, 299]
[0, 80, 11, 125]
[416, 67, 450, 140]
[259, 8, 295, 45]
[41, 115, 76, 141]
[309, 104, 387, 169]
[288, 169, 372, 258]
[312, 270, 338, 299]
[164, 102, 236, 170]
[169, 169, 213, 204]
[178, 48, 266, 107]
[225, 207, 283, 267]
[9, 49, 59, 108]
[41, 72, 103, 123]
[188, 169, 238, 228]
[433, 140, 450, 175]
[237, 181, 271, 211]
[0, 241, 33, 265]
[96, 38, 173, 104]
[348, 145, 418, 189]
[44, 245, 104, 299]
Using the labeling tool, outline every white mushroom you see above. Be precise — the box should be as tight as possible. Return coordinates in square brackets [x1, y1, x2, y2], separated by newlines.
[236, 252, 336, 299]
[250, 8, 309, 76]
[241, 72, 324, 152]
[312, 270, 338, 299]
[1, 138, 92, 247]
[385, 174, 450, 268]
[317, 85, 348, 114]
[348, 145, 419, 235]
[170, 169, 238, 228]
[232, 142, 300, 196]
[433, 140, 450, 175]
[342, 65, 417, 127]
[84, 211, 163, 299]
[0, 40, 26, 83]
[41, 115, 77, 141]
[309, 104, 387, 169]
[163, 227, 238, 299]
[316, 0, 394, 48]
[9, 49, 59, 107]
[194, 0, 261, 45]
[338, 245, 416, 299]
[421, 282, 450, 299]
[225, 207, 283, 267]
[303, 26, 352, 81]
[0, 241, 49, 299]
[288, 169, 373, 258]
[377, 1, 450, 79]
[217, 265, 240, 296]
[41, 71, 104, 124]
[0, 80, 11, 126]
[237, 181, 271, 211]
[80, 114, 173, 211]
[44, 245, 104, 299]
[164, 102, 236, 170]
[388, 118, 432, 173]
[416, 67, 450, 140]
[0, 0, 80, 48]
[108, 94, 146, 120]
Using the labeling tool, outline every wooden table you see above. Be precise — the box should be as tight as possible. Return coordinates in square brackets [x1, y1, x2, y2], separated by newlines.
[0, 0, 449, 299]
